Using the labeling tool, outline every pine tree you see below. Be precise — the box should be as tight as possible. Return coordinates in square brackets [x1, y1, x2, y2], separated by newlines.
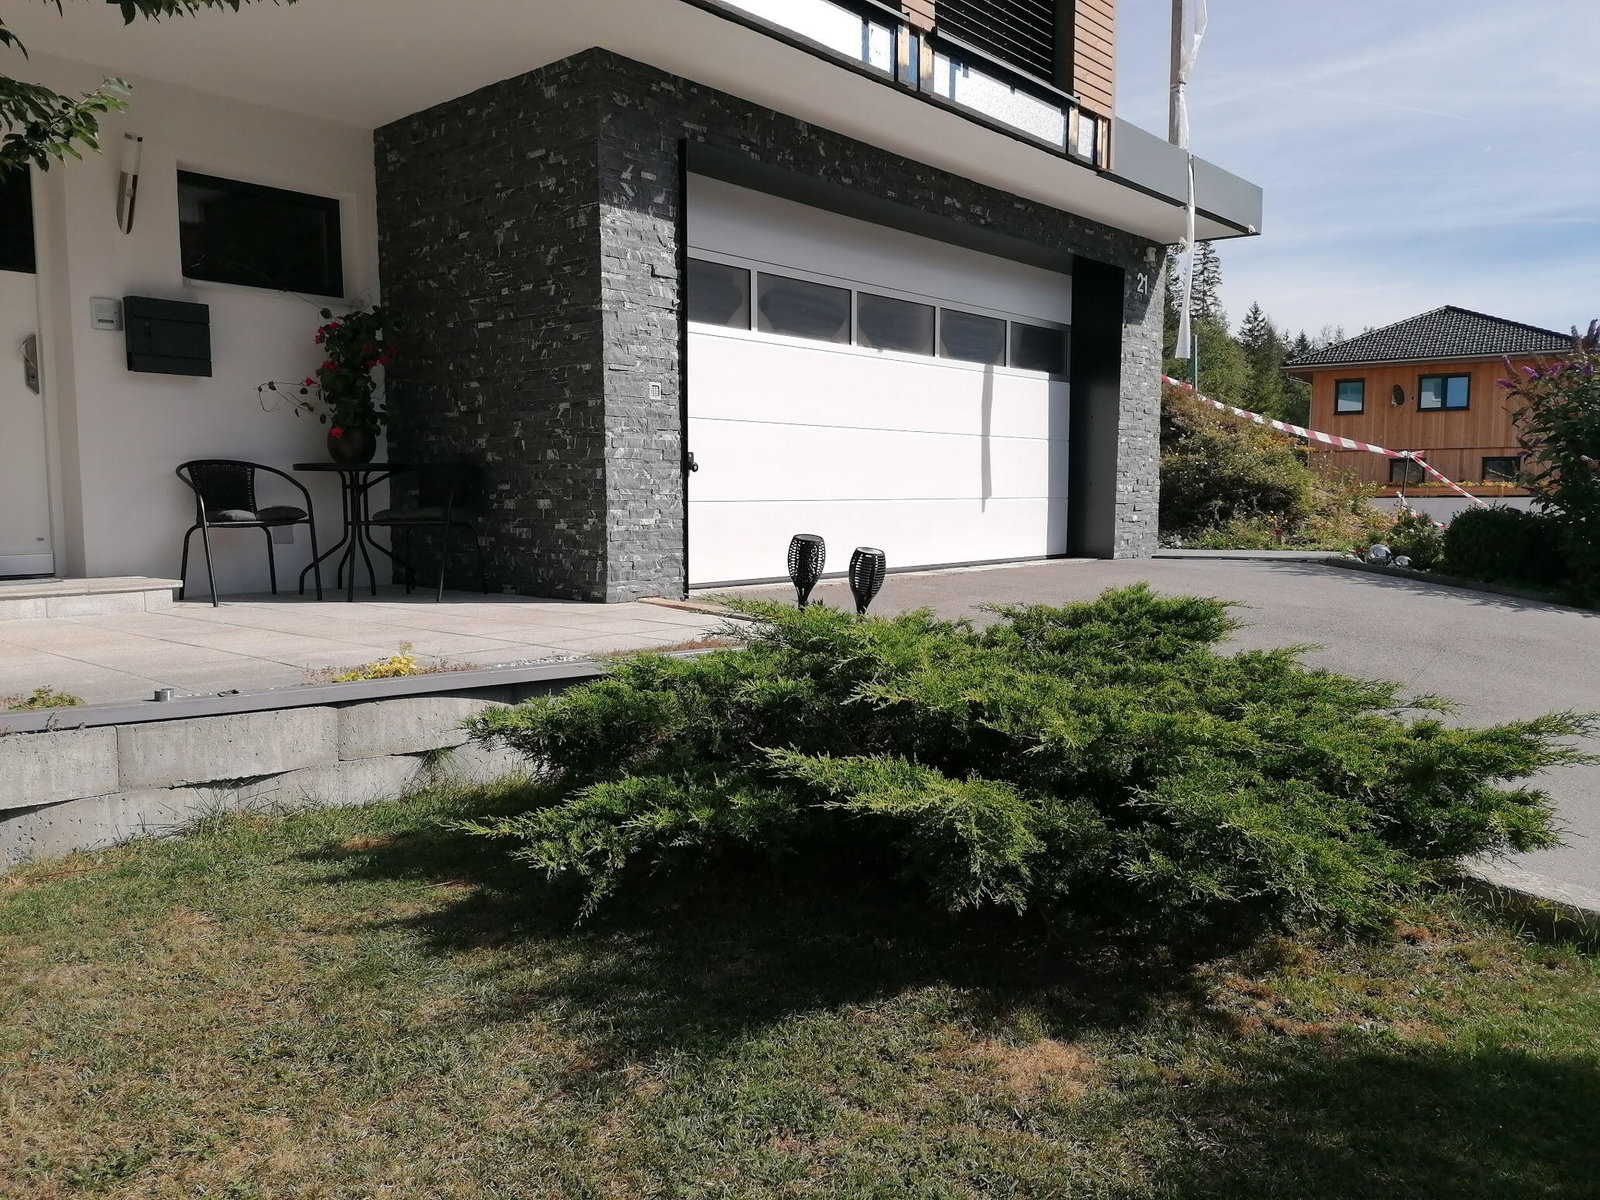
[1192, 241, 1225, 326]
[1279, 328, 1312, 425]
[1238, 302, 1287, 418]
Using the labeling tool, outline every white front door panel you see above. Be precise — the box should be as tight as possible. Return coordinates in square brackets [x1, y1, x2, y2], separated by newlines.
[0, 268, 54, 577]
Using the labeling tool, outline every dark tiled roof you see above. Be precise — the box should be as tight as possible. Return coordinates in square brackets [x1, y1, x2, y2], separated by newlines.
[1286, 306, 1571, 368]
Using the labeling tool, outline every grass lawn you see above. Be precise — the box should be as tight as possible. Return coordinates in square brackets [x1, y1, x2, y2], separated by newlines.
[3, 783, 1599, 1199]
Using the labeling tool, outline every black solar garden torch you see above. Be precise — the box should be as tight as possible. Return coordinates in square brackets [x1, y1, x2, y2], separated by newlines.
[848, 547, 887, 615]
[787, 534, 826, 609]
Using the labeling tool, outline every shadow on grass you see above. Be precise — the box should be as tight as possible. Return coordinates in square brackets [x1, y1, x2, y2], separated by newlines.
[1109, 1044, 1600, 1200]
[305, 781, 1218, 1054]
[303, 784, 1600, 1199]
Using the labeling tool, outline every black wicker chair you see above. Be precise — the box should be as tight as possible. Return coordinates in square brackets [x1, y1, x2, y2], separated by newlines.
[175, 460, 323, 607]
[361, 462, 488, 602]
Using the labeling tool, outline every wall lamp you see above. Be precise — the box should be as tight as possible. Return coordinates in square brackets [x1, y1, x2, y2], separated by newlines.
[116, 133, 143, 234]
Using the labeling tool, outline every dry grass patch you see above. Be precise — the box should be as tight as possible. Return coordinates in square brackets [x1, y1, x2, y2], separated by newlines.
[2, 785, 1598, 1199]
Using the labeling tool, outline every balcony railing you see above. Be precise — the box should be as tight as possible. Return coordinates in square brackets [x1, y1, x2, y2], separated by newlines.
[709, 0, 1111, 170]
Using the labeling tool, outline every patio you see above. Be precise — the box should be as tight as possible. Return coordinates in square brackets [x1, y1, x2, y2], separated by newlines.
[0, 587, 727, 708]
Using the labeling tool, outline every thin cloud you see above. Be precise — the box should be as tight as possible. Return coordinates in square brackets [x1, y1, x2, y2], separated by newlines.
[1117, 0, 1600, 334]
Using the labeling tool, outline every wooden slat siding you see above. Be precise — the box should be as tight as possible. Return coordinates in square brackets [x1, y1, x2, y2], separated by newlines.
[903, 0, 935, 32]
[1301, 356, 1535, 490]
[1074, 0, 1116, 118]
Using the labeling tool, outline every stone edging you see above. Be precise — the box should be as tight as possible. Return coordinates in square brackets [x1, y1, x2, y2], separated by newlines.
[1456, 862, 1600, 943]
[1322, 557, 1590, 610]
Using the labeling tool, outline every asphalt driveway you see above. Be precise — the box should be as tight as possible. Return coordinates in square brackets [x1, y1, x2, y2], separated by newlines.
[712, 557, 1600, 901]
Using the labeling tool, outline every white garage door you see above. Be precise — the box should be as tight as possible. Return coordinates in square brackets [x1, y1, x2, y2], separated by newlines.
[687, 176, 1071, 587]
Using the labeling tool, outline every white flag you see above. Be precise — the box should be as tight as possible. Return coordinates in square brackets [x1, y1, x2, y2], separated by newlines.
[1171, 0, 1208, 361]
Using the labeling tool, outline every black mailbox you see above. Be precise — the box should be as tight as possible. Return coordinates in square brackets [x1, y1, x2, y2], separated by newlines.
[124, 296, 212, 377]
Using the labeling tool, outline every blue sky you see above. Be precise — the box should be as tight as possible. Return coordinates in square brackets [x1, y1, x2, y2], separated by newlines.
[1115, 0, 1600, 341]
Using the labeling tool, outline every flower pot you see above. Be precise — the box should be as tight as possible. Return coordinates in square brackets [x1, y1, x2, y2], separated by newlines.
[327, 426, 378, 465]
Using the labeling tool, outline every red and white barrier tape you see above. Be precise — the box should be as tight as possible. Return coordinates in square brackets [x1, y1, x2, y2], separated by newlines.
[1161, 375, 1488, 508]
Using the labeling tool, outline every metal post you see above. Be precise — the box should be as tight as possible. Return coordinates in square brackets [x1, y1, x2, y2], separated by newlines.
[1169, 0, 1185, 146]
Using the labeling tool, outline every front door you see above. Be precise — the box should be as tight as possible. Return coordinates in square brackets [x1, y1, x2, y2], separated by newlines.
[0, 169, 54, 577]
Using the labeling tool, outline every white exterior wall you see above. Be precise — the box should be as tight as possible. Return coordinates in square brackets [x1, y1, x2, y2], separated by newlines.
[21, 54, 381, 594]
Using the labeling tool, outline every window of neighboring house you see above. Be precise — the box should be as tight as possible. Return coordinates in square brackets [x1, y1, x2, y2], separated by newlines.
[939, 309, 1008, 366]
[1009, 322, 1069, 376]
[1334, 379, 1365, 414]
[687, 258, 751, 329]
[1418, 373, 1470, 411]
[1389, 458, 1427, 486]
[857, 292, 936, 356]
[756, 272, 852, 343]
[0, 168, 35, 274]
[178, 171, 343, 297]
[1482, 456, 1523, 483]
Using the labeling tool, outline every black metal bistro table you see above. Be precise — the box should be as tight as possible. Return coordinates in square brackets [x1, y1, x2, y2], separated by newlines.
[294, 461, 410, 602]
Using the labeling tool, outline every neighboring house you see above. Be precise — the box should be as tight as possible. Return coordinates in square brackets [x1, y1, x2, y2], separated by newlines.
[1, 0, 1260, 599]
[1286, 306, 1570, 499]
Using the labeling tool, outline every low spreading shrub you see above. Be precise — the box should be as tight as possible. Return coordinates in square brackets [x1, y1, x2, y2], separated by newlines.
[465, 588, 1589, 938]
[1383, 509, 1447, 570]
[1443, 506, 1570, 589]
[1161, 386, 1390, 550]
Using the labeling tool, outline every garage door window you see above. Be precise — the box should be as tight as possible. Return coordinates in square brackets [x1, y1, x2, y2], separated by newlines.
[1009, 322, 1068, 376]
[757, 273, 852, 343]
[687, 259, 751, 328]
[940, 309, 1007, 365]
[857, 292, 936, 356]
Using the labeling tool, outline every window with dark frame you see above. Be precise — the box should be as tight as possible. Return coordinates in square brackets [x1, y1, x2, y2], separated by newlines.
[1009, 322, 1068, 376]
[1482, 456, 1522, 483]
[1334, 378, 1365, 414]
[1418, 373, 1470, 411]
[1389, 459, 1427, 486]
[177, 171, 343, 297]
[686, 258, 752, 329]
[0, 168, 36, 275]
[939, 309, 1007, 366]
[756, 272, 852, 343]
[857, 291, 936, 356]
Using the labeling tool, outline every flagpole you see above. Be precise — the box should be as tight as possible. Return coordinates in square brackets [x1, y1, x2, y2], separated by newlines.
[1168, 0, 1207, 382]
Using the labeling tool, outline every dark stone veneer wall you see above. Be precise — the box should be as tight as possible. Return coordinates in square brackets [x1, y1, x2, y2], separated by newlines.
[375, 48, 1163, 602]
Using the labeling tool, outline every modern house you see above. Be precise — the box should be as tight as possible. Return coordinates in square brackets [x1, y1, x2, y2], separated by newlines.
[2, 0, 1261, 601]
[1287, 306, 1570, 503]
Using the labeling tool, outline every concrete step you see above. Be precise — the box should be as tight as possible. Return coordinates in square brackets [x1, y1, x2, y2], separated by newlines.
[0, 577, 182, 621]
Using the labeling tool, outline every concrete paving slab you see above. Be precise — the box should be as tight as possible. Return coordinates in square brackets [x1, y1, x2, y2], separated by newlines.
[0, 587, 722, 710]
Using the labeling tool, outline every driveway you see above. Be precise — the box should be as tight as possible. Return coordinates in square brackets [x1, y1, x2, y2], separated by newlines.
[711, 558, 1600, 900]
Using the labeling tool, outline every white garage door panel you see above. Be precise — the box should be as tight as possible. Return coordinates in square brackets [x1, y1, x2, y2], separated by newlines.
[690, 418, 1067, 503]
[691, 499, 1064, 588]
[686, 175, 1072, 588]
[690, 327, 1066, 440]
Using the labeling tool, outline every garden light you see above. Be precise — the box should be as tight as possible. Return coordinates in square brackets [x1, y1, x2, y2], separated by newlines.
[848, 547, 887, 614]
[787, 534, 825, 609]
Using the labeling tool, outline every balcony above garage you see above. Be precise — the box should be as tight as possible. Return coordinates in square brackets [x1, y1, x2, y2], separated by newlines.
[6, 0, 1259, 245]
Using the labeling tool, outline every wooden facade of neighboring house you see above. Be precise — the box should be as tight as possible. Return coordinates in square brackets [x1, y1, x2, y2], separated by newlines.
[1286, 307, 1572, 498]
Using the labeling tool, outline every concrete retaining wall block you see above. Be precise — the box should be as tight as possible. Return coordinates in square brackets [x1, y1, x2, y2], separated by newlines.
[117, 708, 339, 790]
[336, 697, 504, 761]
[0, 728, 119, 812]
